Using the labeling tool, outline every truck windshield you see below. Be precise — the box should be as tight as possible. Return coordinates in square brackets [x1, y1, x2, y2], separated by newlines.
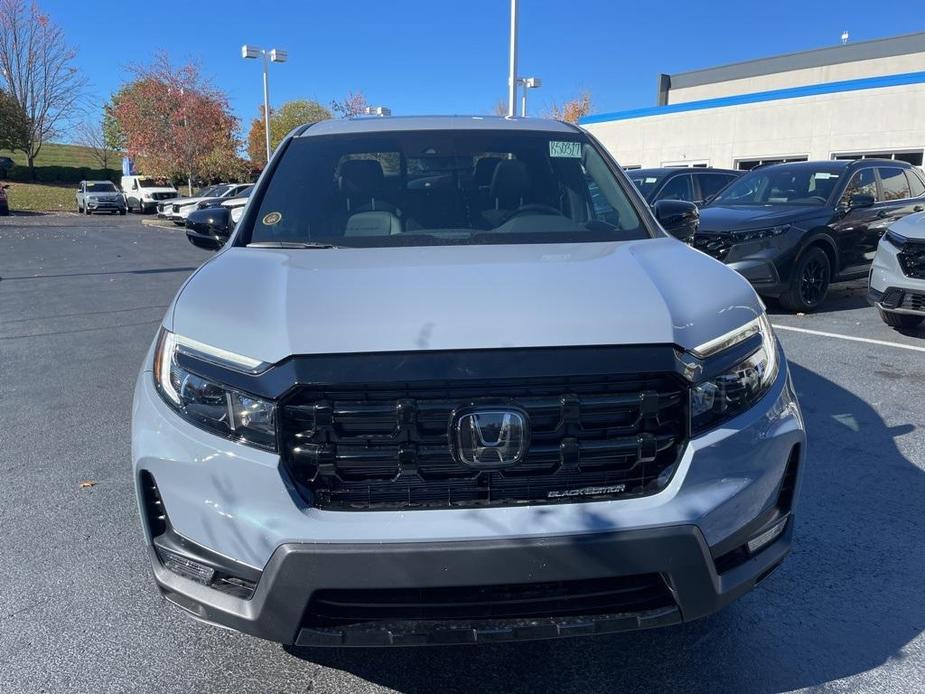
[86, 183, 117, 192]
[243, 129, 648, 248]
[138, 178, 170, 188]
[711, 167, 841, 206]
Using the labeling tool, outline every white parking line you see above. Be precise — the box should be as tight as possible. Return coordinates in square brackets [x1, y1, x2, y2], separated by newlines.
[772, 323, 925, 353]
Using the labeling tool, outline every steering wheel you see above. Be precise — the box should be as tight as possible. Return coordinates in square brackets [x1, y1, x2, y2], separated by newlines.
[499, 203, 562, 224]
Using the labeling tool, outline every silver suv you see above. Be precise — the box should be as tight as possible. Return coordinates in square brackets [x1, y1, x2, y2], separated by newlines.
[132, 116, 805, 647]
[76, 180, 126, 215]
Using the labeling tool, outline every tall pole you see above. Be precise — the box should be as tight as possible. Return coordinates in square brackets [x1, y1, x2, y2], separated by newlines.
[507, 0, 518, 117]
[262, 51, 272, 165]
[520, 82, 527, 117]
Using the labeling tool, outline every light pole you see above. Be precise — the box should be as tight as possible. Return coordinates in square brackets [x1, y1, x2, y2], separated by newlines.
[507, 0, 518, 117]
[519, 77, 541, 117]
[241, 45, 288, 166]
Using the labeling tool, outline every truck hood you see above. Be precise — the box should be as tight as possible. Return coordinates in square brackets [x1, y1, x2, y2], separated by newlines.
[699, 204, 829, 233]
[168, 239, 763, 365]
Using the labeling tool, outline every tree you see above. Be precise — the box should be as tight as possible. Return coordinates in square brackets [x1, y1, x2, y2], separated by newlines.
[331, 91, 368, 118]
[492, 99, 508, 117]
[544, 91, 592, 123]
[247, 99, 331, 170]
[102, 93, 126, 153]
[0, 88, 29, 152]
[0, 0, 87, 179]
[112, 53, 241, 192]
[75, 112, 118, 170]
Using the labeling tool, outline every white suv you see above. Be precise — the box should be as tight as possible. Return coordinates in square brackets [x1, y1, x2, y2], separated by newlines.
[869, 212, 925, 329]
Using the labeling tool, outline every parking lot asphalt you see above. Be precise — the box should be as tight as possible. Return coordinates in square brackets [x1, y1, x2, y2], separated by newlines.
[1, 214, 923, 694]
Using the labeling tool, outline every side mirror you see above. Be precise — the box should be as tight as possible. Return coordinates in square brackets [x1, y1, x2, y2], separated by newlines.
[653, 199, 699, 243]
[849, 193, 875, 209]
[185, 207, 232, 251]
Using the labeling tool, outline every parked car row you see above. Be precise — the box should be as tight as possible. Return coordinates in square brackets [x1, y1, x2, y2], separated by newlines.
[158, 183, 251, 225]
[627, 159, 925, 325]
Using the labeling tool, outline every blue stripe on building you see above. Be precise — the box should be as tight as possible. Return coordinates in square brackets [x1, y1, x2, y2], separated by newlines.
[579, 70, 925, 125]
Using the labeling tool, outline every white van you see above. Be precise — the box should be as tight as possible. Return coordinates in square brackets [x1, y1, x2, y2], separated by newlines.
[121, 176, 179, 214]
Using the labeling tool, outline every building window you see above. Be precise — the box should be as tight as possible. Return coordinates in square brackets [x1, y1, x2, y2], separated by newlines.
[735, 156, 809, 171]
[661, 160, 710, 168]
[832, 150, 924, 167]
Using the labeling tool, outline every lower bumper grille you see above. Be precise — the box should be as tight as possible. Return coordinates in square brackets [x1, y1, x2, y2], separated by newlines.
[898, 243, 925, 279]
[280, 370, 687, 510]
[304, 573, 674, 627]
[693, 232, 733, 261]
[900, 291, 925, 312]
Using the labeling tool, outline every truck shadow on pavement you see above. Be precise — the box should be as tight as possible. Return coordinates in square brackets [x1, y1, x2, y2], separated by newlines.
[287, 362, 924, 694]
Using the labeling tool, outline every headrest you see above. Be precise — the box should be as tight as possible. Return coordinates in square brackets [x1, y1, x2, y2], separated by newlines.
[344, 210, 402, 236]
[489, 159, 530, 203]
[473, 157, 503, 186]
[338, 159, 384, 196]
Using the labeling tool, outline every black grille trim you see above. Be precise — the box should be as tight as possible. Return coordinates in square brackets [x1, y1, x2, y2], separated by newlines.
[898, 242, 925, 279]
[693, 232, 734, 261]
[303, 573, 675, 627]
[900, 291, 925, 312]
[140, 470, 167, 538]
[279, 360, 689, 511]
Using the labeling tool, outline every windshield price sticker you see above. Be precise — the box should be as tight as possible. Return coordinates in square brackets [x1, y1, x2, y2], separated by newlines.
[549, 141, 583, 158]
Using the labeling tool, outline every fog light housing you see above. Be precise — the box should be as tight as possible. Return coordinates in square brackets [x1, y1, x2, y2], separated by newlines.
[157, 547, 215, 585]
[746, 517, 788, 554]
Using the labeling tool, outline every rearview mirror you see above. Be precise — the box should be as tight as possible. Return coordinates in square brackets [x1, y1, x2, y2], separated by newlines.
[849, 193, 875, 209]
[653, 199, 699, 244]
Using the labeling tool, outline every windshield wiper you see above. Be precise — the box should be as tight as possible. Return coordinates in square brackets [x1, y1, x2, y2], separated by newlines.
[247, 241, 338, 249]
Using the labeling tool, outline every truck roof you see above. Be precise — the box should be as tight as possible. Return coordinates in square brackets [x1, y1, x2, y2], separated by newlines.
[297, 116, 579, 137]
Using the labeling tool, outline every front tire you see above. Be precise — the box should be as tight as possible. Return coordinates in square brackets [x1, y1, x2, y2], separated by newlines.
[878, 309, 924, 329]
[85, 205, 92, 215]
[780, 246, 830, 312]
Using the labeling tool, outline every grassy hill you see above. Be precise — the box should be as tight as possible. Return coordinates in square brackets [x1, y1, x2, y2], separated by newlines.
[0, 142, 123, 169]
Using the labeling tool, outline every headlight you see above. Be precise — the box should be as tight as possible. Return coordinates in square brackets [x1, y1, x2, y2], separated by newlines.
[689, 314, 780, 435]
[153, 329, 276, 451]
[230, 206, 244, 224]
[884, 229, 908, 249]
[731, 225, 790, 243]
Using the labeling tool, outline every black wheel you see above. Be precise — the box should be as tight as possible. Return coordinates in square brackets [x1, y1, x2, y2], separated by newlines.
[119, 209, 126, 215]
[77, 201, 82, 213]
[85, 204, 92, 215]
[879, 308, 924, 329]
[780, 246, 830, 312]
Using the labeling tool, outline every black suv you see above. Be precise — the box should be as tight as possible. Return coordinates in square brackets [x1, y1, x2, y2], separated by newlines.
[695, 159, 925, 311]
[628, 167, 741, 206]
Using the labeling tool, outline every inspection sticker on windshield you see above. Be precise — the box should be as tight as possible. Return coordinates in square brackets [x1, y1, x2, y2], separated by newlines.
[262, 211, 282, 225]
[549, 141, 582, 158]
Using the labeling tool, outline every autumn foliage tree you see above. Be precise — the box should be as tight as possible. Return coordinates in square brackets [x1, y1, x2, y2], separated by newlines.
[247, 99, 332, 170]
[331, 91, 368, 118]
[113, 54, 242, 189]
[0, 0, 86, 178]
[544, 91, 593, 123]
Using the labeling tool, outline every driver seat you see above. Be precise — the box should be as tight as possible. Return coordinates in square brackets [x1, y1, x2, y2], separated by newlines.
[481, 159, 530, 228]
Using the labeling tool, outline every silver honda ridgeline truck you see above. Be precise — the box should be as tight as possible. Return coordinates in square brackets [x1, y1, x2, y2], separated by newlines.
[132, 116, 805, 647]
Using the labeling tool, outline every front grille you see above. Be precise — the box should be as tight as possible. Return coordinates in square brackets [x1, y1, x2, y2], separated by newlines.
[693, 232, 733, 261]
[303, 573, 674, 627]
[898, 242, 925, 279]
[900, 291, 925, 312]
[171, 203, 181, 213]
[280, 372, 687, 511]
[153, 192, 174, 201]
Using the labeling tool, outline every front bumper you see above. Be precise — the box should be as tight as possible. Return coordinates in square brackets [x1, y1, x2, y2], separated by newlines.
[869, 239, 925, 315]
[87, 200, 126, 211]
[133, 351, 805, 646]
[150, 519, 793, 646]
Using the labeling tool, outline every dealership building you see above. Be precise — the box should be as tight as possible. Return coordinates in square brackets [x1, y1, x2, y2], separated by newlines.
[581, 32, 925, 171]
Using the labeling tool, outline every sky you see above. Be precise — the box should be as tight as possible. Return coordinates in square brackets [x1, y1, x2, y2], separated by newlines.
[42, 0, 925, 134]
